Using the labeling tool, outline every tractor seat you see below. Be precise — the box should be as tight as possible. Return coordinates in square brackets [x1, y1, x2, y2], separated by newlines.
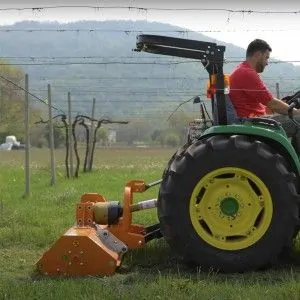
[225, 95, 239, 124]
[212, 94, 240, 125]
[223, 96, 282, 130]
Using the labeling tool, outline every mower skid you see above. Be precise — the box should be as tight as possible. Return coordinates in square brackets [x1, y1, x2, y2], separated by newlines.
[36, 225, 126, 277]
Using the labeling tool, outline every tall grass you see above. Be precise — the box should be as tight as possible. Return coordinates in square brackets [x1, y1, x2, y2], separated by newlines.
[1, 148, 300, 300]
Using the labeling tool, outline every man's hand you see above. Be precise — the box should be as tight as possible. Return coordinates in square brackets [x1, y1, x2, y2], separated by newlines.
[267, 98, 300, 116]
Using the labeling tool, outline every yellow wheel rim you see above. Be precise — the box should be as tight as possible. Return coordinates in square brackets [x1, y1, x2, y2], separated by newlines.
[189, 167, 273, 250]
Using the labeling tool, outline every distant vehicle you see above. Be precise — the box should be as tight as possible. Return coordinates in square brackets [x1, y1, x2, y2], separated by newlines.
[0, 135, 25, 151]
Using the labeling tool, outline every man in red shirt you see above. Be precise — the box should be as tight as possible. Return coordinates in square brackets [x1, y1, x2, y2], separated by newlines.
[229, 39, 300, 151]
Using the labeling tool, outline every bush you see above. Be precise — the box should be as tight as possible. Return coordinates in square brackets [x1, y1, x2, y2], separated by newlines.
[165, 132, 180, 147]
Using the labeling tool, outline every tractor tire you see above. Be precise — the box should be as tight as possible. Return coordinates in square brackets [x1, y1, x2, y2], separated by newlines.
[158, 135, 300, 273]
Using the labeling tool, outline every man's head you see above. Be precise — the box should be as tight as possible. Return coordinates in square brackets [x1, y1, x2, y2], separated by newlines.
[246, 39, 272, 73]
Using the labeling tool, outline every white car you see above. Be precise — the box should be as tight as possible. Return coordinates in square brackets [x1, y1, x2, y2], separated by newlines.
[0, 136, 25, 151]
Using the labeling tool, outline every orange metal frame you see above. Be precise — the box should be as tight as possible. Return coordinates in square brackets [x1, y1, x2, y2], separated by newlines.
[78, 180, 147, 249]
[36, 180, 148, 276]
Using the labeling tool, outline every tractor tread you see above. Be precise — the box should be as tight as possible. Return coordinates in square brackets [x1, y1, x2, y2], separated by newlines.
[158, 134, 300, 273]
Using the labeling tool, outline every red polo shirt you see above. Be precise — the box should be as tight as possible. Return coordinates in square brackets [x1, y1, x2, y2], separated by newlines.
[229, 61, 273, 117]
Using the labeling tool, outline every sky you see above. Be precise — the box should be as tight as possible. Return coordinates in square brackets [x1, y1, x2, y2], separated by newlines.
[0, 1, 300, 64]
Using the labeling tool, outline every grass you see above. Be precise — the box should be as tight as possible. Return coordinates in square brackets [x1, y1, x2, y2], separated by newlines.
[1, 147, 300, 299]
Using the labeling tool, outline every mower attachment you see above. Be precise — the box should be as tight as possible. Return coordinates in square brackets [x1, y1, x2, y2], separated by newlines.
[36, 180, 159, 276]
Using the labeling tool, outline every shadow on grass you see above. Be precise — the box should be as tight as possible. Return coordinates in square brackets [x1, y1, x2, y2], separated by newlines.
[117, 238, 300, 284]
[28, 238, 300, 286]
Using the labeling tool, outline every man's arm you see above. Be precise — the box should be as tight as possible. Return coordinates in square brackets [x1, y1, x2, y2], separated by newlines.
[267, 98, 300, 116]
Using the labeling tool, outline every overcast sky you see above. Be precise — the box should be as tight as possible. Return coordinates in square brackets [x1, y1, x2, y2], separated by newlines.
[1, 1, 300, 63]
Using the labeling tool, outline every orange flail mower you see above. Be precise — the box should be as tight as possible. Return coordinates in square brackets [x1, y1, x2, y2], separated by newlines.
[36, 180, 161, 276]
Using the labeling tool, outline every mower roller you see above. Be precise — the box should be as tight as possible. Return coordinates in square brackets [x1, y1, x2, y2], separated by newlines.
[37, 35, 300, 276]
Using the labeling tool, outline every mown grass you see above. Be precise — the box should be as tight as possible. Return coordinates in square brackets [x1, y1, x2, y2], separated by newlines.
[1, 148, 300, 300]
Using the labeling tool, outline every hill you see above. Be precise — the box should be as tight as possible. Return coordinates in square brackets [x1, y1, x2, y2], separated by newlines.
[0, 20, 300, 121]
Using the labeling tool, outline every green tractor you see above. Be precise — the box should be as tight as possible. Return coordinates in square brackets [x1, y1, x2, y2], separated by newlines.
[135, 34, 300, 273]
[37, 35, 300, 277]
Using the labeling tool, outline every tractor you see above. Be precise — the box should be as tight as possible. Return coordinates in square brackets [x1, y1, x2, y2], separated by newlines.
[36, 35, 300, 276]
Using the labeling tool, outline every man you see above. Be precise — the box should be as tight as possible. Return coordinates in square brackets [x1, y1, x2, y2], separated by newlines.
[229, 38, 300, 151]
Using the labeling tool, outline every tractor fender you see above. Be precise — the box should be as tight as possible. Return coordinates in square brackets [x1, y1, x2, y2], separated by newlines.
[201, 124, 300, 175]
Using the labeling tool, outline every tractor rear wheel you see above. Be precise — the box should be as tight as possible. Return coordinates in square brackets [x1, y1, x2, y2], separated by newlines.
[158, 135, 300, 272]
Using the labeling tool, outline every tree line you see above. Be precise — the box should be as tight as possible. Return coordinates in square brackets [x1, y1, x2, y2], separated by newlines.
[0, 61, 200, 148]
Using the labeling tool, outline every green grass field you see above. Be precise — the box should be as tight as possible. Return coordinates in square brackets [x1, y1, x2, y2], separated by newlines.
[1, 148, 300, 300]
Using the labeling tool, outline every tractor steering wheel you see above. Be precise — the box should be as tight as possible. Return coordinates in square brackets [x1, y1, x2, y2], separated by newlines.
[287, 97, 300, 129]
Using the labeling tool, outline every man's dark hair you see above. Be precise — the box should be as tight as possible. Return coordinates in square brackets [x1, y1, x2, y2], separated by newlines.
[246, 39, 272, 58]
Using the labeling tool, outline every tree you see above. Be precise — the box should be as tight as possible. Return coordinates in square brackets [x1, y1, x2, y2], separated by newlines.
[151, 129, 166, 147]
[151, 129, 162, 142]
[0, 60, 26, 140]
[44, 122, 66, 148]
[97, 128, 108, 145]
[0, 59, 42, 143]
[165, 132, 180, 147]
[116, 120, 151, 145]
[167, 110, 192, 144]
[30, 125, 47, 148]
